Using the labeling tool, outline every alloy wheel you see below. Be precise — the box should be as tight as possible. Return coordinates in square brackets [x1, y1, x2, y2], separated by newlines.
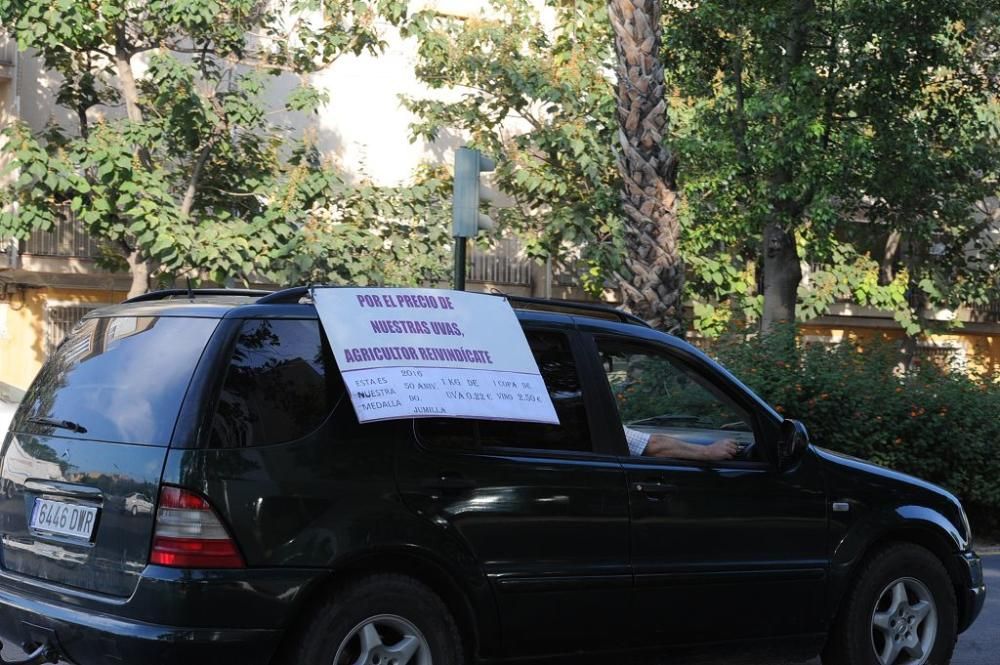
[333, 613, 432, 665]
[870, 577, 938, 665]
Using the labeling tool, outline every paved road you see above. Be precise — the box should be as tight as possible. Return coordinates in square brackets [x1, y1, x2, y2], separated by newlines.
[952, 553, 999, 665]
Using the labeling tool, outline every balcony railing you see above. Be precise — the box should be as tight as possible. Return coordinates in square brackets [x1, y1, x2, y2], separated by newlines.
[468, 237, 532, 286]
[970, 300, 1000, 323]
[20, 207, 101, 260]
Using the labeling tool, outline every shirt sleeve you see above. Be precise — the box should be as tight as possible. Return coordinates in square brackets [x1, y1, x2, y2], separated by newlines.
[623, 425, 651, 456]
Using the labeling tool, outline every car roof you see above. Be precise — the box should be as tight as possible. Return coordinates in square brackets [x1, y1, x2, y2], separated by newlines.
[84, 296, 263, 320]
[80, 287, 782, 425]
[82, 287, 651, 329]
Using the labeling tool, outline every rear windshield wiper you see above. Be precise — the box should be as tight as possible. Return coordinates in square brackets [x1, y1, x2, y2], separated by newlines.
[27, 417, 88, 434]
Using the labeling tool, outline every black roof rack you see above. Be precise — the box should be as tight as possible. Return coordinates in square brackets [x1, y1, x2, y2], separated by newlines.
[255, 286, 647, 326]
[122, 288, 273, 304]
[496, 293, 649, 327]
[134, 284, 644, 326]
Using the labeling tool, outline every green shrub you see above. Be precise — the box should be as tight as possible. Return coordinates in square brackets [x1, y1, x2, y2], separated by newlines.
[710, 326, 1000, 535]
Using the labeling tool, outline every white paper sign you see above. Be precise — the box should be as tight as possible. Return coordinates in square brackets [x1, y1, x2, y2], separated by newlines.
[312, 287, 560, 425]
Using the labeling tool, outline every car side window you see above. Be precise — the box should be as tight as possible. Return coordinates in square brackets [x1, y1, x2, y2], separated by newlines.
[417, 330, 592, 454]
[596, 337, 757, 458]
[211, 319, 343, 448]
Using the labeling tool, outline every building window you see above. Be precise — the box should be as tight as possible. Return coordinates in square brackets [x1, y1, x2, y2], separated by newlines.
[44, 303, 104, 357]
[915, 340, 967, 372]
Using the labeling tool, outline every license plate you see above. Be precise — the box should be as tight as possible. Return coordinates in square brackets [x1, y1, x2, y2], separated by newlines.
[30, 499, 98, 540]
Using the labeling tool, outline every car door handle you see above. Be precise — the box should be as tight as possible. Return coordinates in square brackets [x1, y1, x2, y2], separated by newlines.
[633, 481, 675, 495]
[421, 473, 476, 491]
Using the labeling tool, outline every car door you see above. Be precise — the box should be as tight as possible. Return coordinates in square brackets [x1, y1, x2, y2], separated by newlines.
[395, 318, 631, 657]
[583, 326, 830, 647]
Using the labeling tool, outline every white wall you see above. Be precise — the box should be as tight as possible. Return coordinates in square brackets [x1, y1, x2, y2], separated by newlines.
[308, 24, 458, 184]
[301, 0, 511, 184]
[1, 34, 19, 193]
[0, 399, 15, 435]
[6, 1, 552, 187]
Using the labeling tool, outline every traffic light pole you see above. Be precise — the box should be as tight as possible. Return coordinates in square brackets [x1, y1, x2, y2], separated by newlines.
[453, 236, 467, 291]
[452, 147, 495, 292]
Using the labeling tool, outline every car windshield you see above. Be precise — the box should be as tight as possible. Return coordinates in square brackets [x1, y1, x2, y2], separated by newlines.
[15, 316, 219, 445]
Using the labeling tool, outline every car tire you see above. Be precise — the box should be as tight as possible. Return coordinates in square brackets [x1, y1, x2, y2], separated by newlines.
[822, 542, 957, 665]
[282, 573, 464, 665]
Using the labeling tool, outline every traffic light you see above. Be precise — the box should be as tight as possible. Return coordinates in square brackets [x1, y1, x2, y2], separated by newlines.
[452, 147, 497, 291]
[452, 147, 496, 238]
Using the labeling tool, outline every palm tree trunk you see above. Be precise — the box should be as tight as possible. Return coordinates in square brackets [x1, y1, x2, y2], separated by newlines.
[608, 0, 683, 333]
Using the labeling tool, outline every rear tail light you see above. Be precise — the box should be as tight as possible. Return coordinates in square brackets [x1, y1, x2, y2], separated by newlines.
[150, 486, 244, 569]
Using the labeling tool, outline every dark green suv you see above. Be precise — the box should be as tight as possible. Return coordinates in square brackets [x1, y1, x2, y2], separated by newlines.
[0, 287, 985, 665]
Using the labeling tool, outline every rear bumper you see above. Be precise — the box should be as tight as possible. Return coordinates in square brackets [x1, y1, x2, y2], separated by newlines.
[0, 565, 325, 665]
[955, 551, 986, 634]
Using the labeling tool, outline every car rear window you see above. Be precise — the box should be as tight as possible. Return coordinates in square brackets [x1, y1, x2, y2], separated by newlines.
[16, 316, 219, 445]
[210, 319, 343, 448]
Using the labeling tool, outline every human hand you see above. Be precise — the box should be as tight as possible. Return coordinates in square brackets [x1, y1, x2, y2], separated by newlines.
[703, 438, 741, 461]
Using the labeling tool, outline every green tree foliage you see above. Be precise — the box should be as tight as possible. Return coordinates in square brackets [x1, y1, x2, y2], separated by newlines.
[404, 0, 624, 293]
[0, 0, 450, 294]
[666, 0, 1000, 334]
[405, 0, 1000, 338]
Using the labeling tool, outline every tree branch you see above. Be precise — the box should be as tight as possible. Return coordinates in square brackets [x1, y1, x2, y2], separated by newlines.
[782, 0, 816, 87]
[728, 32, 752, 180]
[202, 186, 263, 198]
[113, 27, 153, 171]
[180, 138, 218, 217]
[820, 1, 840, 150]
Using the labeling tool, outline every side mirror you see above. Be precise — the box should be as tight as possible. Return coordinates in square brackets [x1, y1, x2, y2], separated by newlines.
[778, 419, 809, 468]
